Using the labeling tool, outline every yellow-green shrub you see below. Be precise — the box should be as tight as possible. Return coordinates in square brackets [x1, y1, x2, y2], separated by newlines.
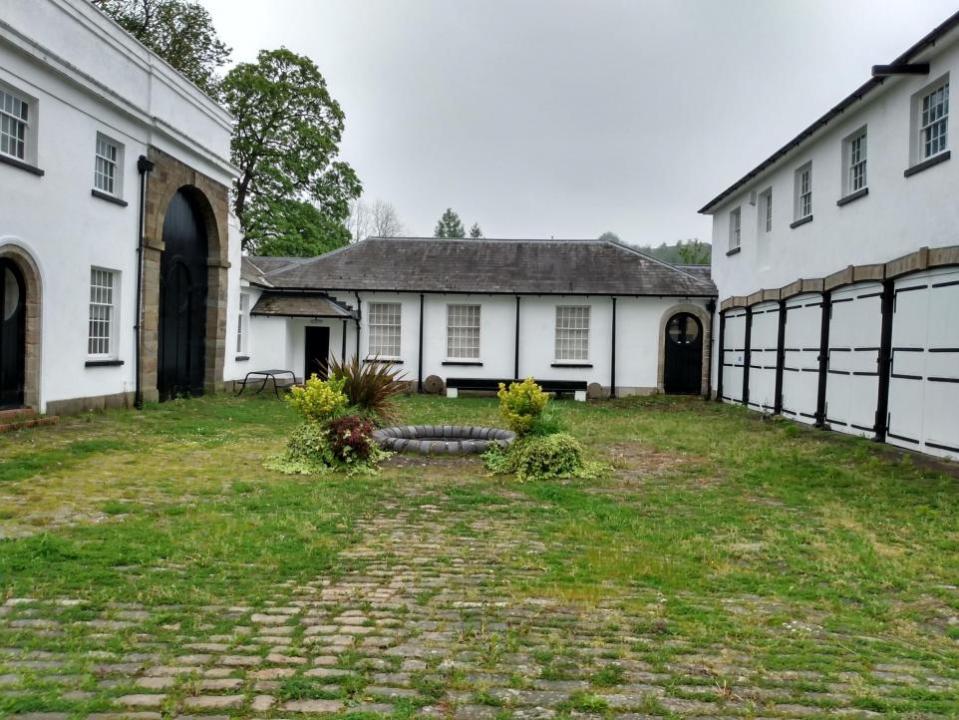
[286, 374, 348, 423]
[497, 377, 549, 435]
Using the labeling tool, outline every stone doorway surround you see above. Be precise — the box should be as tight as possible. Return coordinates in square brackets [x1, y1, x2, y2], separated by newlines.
[140, 147, 231, 402]
[0, 241, 41, 410]
[657, 302, 712, 396]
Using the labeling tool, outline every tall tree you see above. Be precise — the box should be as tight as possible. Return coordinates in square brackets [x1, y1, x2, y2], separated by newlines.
[469, 223, 483, 238]
[370, 200, 405, 238]
[676, 239, 711, 264]
[92, 0, 230, 97]
[222, 48, 362, 251]
[246, 198, 351, 257]
[598, 231, 622, 243]
[434, 208, 465, 238]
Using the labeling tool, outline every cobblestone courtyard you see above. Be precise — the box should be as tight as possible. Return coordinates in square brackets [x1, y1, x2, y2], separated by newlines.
[2, 396, 958, 719]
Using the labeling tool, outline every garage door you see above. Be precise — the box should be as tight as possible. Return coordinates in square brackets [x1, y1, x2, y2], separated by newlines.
[748, 301, 780, 412]
[721, 309, 747, 404]
[824, 282, 883, 437]
[887, 267, 959, 460]
[781, 293, 822, 425]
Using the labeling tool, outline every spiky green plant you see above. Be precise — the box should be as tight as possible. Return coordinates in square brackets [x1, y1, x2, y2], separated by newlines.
[328, 355, 407, 423]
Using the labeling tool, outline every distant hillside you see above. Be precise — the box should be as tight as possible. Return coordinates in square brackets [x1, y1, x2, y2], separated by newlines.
[639, 239, 711, 265]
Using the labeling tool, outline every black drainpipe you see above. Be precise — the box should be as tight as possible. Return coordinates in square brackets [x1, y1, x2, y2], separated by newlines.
[742, 306, 753, 408]
[773, 299, 787, 414]
[417, 293, 424, 393]
[133, 155, 154, 410]
[513, 295, 521, 380]
[340, 318, 347, 362]
[716, 309, 726, 401]
[815, 291, 832, 427]
[609, 296, 617, 398]
[873, 279, 895, 442]
[705, 299, 716, 399]
[354, 292, 362, 360]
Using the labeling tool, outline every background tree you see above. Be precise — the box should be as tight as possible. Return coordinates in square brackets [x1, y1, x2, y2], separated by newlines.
[434, 208, 465, 238]
[469, 223, 483, 238]
[245, 198, 351, 256]
[676, 239, 712, 265]
[598, 231, 622, 243]
[370, 200, 405, 238]
[346, 200, 371, 244]
[222, 48, 362, 252]
[93, 0, 230, 97]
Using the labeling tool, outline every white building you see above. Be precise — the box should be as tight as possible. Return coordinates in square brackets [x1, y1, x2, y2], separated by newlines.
[237, 238, 717, 398]
[0, 0, 243, 417]
[701, 12, 959, 460]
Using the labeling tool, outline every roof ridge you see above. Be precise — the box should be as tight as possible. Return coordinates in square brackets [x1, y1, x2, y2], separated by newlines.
[603, 238, 714, 286]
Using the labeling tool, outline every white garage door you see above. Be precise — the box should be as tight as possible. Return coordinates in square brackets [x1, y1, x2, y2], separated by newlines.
[748, 301, 780, 412]
[887, 267, 959, 460]
[825, 282, 883, 437]
[721, 309, 747, 404]
[781, 293, 822, 425]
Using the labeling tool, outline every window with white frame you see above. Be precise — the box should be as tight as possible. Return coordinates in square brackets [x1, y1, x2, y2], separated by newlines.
[94, 133, 122, 196]
[0, 87, 29, 161]
[794, 163, 812, 220]
[446, 304, 480, 359]
[846, 128, 867, 193]
[728, 207, 741, 250]
[368, 302, 401, 358]
[88, 268, 118, 357]
[759, 189, 772, 233]
[555, 305, 590, 361]
[237, 292, 250, 355]
[920, 80, 949, 159]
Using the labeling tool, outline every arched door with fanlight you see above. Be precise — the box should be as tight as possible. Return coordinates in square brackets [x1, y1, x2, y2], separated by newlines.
[0, 259, 26, 408]
[664, 312, 703, 395]
[158, 189, 208, 400]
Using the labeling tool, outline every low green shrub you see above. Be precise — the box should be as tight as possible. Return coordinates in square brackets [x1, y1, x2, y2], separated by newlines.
[329, 355, 407, 424]
[497, 377, 549, 435]
[265, 419, 388, 476]
[484, 433, 606, 482]
[527, 406, 566, 437]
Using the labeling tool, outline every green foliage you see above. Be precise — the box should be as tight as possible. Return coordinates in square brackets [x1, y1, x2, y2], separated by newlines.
[597, 231, 621, 244]
[639, 239, 711, 265]
[497, 378, 549, 436]
[329, 355, 407, 424]
[222, 48, 361, 252]
[469, 222, 483, 238]
[326, 415, 376, 463]
[245, 198, 351, 257]
[266, 420, 388, 476]
[93, 0, 230, 97]
[434, 208, 465, 238]
[286, 375, 348, 423]
[484, 432, 605, 482]
[527, 407, 566, 437]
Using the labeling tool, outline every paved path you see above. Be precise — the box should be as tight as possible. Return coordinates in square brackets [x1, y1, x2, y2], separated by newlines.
[2, 488, 956, 719]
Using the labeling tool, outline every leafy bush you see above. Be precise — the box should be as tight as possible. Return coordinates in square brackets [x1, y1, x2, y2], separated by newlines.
[329, 355, 407, 424]
[286, 374, 348, 423]
[528, 407, 566, 437]
[326, 415, 376, 463]
[484, 433, 605, 482]
[497, 378, 549, 436]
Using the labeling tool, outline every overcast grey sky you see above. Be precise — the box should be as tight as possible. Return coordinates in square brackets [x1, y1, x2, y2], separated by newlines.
[199, 0, 957, 245]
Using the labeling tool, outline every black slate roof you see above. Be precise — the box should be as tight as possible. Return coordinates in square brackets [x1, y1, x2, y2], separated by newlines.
[251, 292, 356, 319]
[250, 237, 716, 297]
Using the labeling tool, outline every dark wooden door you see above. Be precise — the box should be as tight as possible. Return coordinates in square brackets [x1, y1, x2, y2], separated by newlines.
[0, 260, 26, 408]
[158, 190, 208, 400]
[304, 326, 330, 380]
[664, 312, 703, 395]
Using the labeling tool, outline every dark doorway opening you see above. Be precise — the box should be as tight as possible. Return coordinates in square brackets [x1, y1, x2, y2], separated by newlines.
[158, 190, 208, 401]
[0, 259, 26, 409]
[664, 312, 703, 395]
[305, 326, 330, 380]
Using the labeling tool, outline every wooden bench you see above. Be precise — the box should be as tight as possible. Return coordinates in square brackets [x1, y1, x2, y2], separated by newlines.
[445, 377, 587, 397]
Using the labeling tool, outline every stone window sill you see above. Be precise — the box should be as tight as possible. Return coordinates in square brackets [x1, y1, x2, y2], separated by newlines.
[551, 362, 593, 368]
[235, 354, 250, 362]
[363, 357, 403, 365]
[442, 360, 483, 366]
[85, 359, 124, 367]
[0, 154, 44, 176]
[726, 246, 741, 257]
[837, 187, 869, 207]
[790, 215, 814, 229]
[904, 150, 950, 178]
[91, 188, 129, 207]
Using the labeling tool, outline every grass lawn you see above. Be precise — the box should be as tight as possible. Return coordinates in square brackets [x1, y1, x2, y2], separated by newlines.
[0, 393, 957, 719]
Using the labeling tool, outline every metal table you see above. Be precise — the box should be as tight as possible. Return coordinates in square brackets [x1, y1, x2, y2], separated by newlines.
[235, 369, 298, 398]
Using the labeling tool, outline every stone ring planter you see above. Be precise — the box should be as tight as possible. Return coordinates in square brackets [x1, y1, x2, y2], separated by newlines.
[372, 425, 516, 455]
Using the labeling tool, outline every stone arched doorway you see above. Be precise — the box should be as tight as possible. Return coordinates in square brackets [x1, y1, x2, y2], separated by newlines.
[141, 147, 230, 403]
[657, 303, 711, 396]
[0, 244, 41, 410]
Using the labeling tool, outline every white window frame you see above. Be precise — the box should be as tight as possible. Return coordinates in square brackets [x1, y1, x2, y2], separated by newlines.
[88, 267, 119, 359]
[728, 207, 741, 250]
[794, 162, 813, 221]
[758, 189, 772, 233]
[554, 305, 590, 362]
[446, 303, 481, 360]
[842, 127, 868, 196]
[0, 83, 36, 164]
[236, 292, 250, 356]
[920, 79, 949, 160]
[94, 132, 124, 197]
[367, 302, 402, 359]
